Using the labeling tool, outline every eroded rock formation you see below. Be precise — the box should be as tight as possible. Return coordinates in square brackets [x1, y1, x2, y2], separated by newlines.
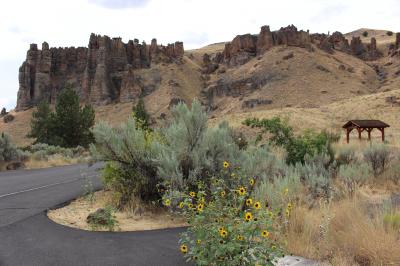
[389, 32, 400, 56]
[223, 25, 311, 66]
[16, 34, 184, 110]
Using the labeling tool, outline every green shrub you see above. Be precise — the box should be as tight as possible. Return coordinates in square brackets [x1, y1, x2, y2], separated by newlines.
[363, 144, 393, 176]
[0, 133, 23, 163]
[132, 97, 151, 131]
[338, 163, 370, 196]
[157, 101, 242, 190]
[385, 158, 400, 183]
[28, 143, 86, 161]
[86, 207, 118, 231]
[296, 157, 332, 200]
[231, 130, 248, 150]
[336, 145, 358, 166]
[362, 31, 368, 37]
[255, 165, 302, 211]
[164, 165, 285, 265]
[243, 117, 335, 165]
[386, 31, 394, 36]
[91, 119, 160, 208]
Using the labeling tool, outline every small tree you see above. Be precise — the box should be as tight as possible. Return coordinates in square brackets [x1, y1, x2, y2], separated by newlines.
[27, 100, 53, 144]
[362, 31, 369, 37]
[132, 97, 150, 131]
[28, 88, 95, 148]
[387, 31, 394, 36]
[52, 88, 95, 147]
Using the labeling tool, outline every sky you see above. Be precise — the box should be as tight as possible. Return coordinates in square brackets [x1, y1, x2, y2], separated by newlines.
[1, 0, 399, 110]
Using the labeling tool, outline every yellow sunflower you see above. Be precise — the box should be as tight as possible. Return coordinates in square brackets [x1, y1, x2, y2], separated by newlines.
[246, 198, 253, 206]
[179, 202, 184, 209]
[220, 191, 226, 197]
[223, 161, 230, 168]
[284, 187, 289, 195]
[285, 208, 290, 217]
[197, 203, 204, 212]
[180, 244, 188, 254]
[164, 199, 171, 206]
[238, 187, 246, 196]
[249, 178, 255, 186]
[196, 239, 201, 244]
[219, 229, 228, 238]
[236, 235, 244, 241]
[262, 230, 269, 238]
[189, 191, 196, 198]
[188, 203, 193, 209]
[218, 227, 225, 232]
[287, 202, 293, 210]
[254, 201, 261, 210]
[244, 212, 253, 222]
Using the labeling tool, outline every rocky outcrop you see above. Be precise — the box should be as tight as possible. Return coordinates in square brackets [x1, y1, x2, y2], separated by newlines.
[315, 32, 382, 60]
[242, 99, 272, 108]
[317, 31, 350, 54]
[223, 25, 311, 66]
[389, 32, 400, 56]
[16, 34, 184, 110]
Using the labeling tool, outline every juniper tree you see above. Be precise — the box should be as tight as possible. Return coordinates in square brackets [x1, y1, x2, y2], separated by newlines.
[52, 88, 95, 147]
[27, 100, 53, 144]
[28, 88, 95, 147]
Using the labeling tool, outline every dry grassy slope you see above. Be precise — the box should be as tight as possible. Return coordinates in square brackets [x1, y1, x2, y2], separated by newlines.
[208, 44, 381, 115]
[210, 86, 400, 145]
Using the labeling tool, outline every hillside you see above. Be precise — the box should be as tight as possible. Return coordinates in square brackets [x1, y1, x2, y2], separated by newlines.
[2, 25, 400, 147]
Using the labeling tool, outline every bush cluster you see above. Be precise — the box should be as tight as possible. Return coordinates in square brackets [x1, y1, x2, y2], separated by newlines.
[92, 100, 400, 265]
[0, 133, 24, 163]
[243, 117, 336, 165]
[27, 143, 86, 161]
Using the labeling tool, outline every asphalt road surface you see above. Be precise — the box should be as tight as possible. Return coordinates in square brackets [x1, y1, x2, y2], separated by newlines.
[0, 164, 187, 266]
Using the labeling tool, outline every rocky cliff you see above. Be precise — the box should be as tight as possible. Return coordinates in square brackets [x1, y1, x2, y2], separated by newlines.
[16, 34, 184, 110]
[205, 25, 384, 68]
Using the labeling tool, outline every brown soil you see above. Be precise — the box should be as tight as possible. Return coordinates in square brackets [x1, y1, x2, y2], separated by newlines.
[47, 190, 187, 232]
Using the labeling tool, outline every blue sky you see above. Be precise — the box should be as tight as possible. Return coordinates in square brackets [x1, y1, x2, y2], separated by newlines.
[1, 0, 399, 110]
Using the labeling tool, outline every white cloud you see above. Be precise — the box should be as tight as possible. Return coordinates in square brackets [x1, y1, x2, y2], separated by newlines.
[0, 0, 399, 109]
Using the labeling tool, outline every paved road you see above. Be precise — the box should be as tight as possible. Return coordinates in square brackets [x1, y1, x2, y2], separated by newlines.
[0, 164, 187, 266]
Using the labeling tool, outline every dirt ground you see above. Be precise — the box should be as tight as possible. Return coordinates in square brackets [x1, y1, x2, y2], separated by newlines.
[47, 190, 187, 232]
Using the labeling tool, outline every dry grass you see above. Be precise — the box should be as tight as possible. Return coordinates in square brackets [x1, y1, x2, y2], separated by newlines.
[285, 195, 400, 265]
[25, 155, 89, 169]
[48, 190, 187, 232]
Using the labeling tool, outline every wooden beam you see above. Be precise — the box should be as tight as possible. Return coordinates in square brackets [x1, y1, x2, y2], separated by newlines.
[366, 128, 373, 141]
[346, 128, 350, 143]
[357, 127, 362, 139]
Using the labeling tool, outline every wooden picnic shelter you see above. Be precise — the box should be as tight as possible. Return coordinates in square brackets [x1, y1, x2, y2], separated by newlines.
[342, 120, 390, 143]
